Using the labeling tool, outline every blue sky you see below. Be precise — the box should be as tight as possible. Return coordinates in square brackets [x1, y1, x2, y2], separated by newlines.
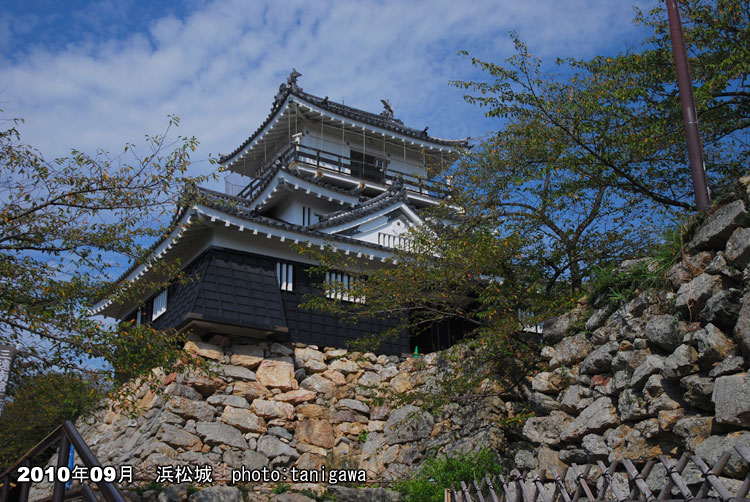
[1, 0, 659, 186]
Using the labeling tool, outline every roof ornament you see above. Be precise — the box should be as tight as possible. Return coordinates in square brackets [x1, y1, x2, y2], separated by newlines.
[272, 68, 303, 110]
[380, 99, 394, 119]
[287, 68, 302, 92]
[421, 126, 429, 138]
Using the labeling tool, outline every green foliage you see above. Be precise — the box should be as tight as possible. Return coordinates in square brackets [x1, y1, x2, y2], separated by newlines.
[396, 448, 502, 502]
[0, 113, 213, 402]
[0, 372, 103, 467]
[272, 483, 291, 494]
[356, 430, 369, 444]
[588, 226, 683, 308]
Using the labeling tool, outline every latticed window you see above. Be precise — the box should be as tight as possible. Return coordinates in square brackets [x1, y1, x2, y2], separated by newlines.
[325, 271, 365, 303]
[276, 262, 294, 292]
[152, 290, 167, 320]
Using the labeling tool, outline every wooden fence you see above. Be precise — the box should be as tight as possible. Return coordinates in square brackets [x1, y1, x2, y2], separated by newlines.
[447, 446, 750, 502]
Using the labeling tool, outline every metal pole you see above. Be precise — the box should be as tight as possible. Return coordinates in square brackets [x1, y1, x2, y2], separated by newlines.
[665, 0, 711, 211]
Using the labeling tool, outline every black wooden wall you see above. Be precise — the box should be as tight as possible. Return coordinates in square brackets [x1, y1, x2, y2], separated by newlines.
[137, 246, 408, 355]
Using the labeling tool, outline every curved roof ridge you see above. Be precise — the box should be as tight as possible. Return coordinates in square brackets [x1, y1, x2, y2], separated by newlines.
[219, 83, 470, 165]
[310, 184, 410, 230]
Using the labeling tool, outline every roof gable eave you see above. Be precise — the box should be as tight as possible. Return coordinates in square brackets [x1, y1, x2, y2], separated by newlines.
[322, 201, 423, 235]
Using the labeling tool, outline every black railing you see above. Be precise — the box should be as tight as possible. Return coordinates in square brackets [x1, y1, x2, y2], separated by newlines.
[0, 420, 126, 502]
[237, 143, 450, 200]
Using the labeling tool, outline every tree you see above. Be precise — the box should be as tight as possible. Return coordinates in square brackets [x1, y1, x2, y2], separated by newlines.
[456, 1, 748, 212]
[0, 372, 103, 468]
[298, 1, 749, 408]
[0, 114, 210, 400]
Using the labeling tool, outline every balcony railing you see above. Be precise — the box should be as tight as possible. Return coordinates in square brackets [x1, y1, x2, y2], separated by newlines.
[236, 143, 450, 200]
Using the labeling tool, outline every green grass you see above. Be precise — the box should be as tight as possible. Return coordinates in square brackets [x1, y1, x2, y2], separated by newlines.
[396, 448, 502, 502]
[272, 483, 291, 495]
[588, 226, 683, 309]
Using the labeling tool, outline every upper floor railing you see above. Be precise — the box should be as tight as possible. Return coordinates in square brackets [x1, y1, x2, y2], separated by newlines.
[232, 143, 451, 201]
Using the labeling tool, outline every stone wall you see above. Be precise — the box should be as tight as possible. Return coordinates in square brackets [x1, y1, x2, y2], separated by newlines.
[46, 194, 750, 501]
[514, 197, 750, 488]
[71, 335, 503, 497]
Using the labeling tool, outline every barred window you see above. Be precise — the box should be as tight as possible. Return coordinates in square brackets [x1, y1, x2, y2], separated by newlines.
[325, 271, 364, 303]
[276, 262, 294, 292]
[377, 232, 410, 249]
[152, 290, 167, 320]
[301, 206, 312, 226]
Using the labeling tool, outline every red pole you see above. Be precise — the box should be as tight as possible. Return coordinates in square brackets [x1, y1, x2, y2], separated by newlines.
[665, 0, 711, 211]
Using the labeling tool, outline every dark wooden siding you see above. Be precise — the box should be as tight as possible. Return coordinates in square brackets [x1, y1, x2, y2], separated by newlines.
[137, 246, 407, 354]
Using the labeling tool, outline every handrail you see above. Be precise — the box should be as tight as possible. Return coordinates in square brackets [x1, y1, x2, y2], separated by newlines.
[0, 420, 125, 502]
[237, 142, 451, 200]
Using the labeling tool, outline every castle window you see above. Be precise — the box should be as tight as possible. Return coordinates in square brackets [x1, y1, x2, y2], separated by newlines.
[351, 150, 388, 183]
[152, 290, 168, 320]
[325, 271, 364, 303]
[277, 262, 294, 292]
[301, 206, 312, 226]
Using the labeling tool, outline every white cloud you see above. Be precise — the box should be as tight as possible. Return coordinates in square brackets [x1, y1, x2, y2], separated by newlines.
[1, 0, 658, 183]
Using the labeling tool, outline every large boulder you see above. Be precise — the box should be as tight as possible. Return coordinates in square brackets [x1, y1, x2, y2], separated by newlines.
[689, 200, 746, 251]
[644, 315, 681, 352]
[580, 341, 620, 375]
[699, 289, 742, 331]
[165, 397, 216, 422]
[522, 411, 574, 446]
[542, 308, 585, 344]
[251, 399, 295, 421]
[384, 405, 434, 445]
[662, 344, 699, 379]
[256, 359, 298, 391]
[561, 397, 620, 441]
[713, 373, 750, 426]
[230, 344, 265, 369]
[294, 347, 327, 373]
[695, 432, 750, 477]
[675, 274, 724, 319]
[684, 324, 736, 369]
[680, 375, 714, 412]
[295, 419, 336, 449]
[195, 422, 247, 449]
[156, 424, 202, 451]
[300, 374, 336, 397]
[223, 449, 269, 470]
[256, 435, 299, 460]
[550, 333, 594, 369]
[724, 227, 750, 268]
[184, 335, 225, 361]
[220, 406, 267, 433]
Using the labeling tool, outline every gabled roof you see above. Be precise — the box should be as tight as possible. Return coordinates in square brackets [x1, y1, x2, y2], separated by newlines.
[311, 183, 420, 233]
[243, 166, 360, 214]
[220, 71, 469, 168]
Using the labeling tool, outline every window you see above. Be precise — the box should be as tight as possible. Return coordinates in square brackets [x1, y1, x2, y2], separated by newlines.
[276, 262, 294, 292]
[377, 232, 411, 249]
[325, 271, 364, 303]
[301, 206, 312, 226]
[350, 150, 388, 183]
[152, 290, 167, 320]
[136, 309, 142, 326]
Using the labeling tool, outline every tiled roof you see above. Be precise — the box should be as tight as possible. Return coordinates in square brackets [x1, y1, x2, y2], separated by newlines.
[219, 85, 470, 164]
[310, 184, 412, 230]
[196, 187, 393, 252]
